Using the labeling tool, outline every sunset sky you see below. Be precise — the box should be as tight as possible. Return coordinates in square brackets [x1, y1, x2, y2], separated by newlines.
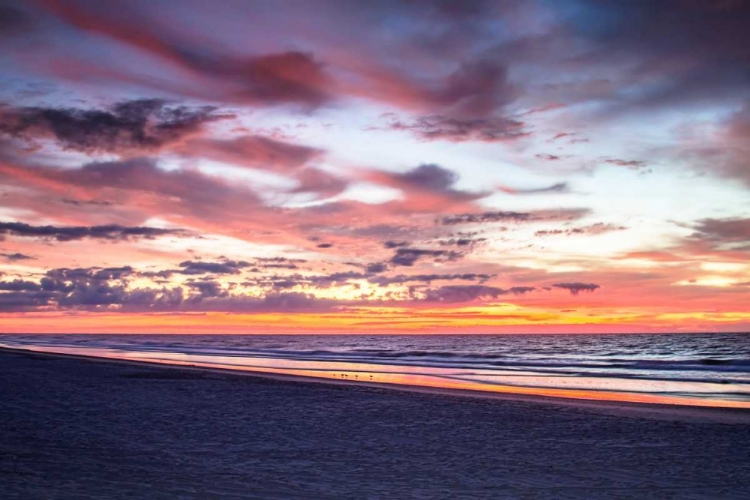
[0, 0, 748, 333]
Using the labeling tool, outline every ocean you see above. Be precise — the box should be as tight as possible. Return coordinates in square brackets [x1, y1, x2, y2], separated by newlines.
[2, 333, 749, 408]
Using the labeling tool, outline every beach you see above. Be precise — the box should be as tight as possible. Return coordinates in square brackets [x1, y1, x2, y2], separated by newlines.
[2, 348, 750, 499]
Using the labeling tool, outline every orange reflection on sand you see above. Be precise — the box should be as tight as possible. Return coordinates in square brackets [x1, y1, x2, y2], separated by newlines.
[6, 343, 750, 410]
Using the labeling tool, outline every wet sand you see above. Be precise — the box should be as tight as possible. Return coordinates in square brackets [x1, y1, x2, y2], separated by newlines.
[2, 348, 750, 499]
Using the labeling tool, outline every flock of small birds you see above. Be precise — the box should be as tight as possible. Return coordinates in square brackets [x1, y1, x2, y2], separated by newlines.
[333, 373, 375, 381]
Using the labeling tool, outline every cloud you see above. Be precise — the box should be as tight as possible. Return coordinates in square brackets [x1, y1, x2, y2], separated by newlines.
[0, 99, 232, 154]
[0, 221, 185, 242]
[687, 217, 750, 248]
[535, 223, 627, 237]
[536, 154, 561, 161]
[382, 115, 527, 143]
[442, 208, 591, 225]
[359, 55, 527, 143]
[0, 2, 32, 37]
[365, 262, 388, 273]
[196, 292, 344, 314]
[185, 280, 227, 298]
[435, 236, 486, 247]
[20, 263, 348, 313]
[567, 0, 750, 111]
[603, 159, 647, 170]
[0, 157, 271, 234]
[499, 182, 570, 195]
[60, 198, 113, 207]
[370, 164, 489, 206]
[553, 282, 601, 295]
[91, 266, 134, 280]
[389, 248, 464, 267]
[427, 59, 518, 118]
[38, 1, 336, 107]
[255, 258, 303, 270]
[0, 279, 42, 291]
[0, 252, 35, 261]
[421, 285, 535, 303]
[0, 290, 56, 311]
[289, 167, 349, 199]
[384, 240, 409, 249]
[683, 105, 750, 187]
[177, 260, 251, 275]
[177, 135, 322, 171]
[369, 273, 494, 286]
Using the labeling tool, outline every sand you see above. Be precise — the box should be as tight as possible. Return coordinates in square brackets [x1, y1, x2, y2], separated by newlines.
[2, 349, 750, 499]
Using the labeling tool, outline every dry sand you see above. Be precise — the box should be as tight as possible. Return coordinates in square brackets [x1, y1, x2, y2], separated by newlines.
[2, 348, 750, 499]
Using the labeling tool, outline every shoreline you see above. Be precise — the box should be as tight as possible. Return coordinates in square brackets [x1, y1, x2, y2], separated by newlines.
[3, 345, 748, 423]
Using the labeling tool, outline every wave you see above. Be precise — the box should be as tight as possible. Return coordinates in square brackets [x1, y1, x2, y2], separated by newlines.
[3, 333, 750, 406]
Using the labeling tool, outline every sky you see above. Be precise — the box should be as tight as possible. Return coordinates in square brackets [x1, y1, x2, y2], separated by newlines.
[0, 0, 748, 334]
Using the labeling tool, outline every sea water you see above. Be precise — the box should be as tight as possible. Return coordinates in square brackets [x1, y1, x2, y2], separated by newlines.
[2, 333, 749, 408]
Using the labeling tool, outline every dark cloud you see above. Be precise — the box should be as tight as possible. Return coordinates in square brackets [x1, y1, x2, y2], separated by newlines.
[0, 279, 42, 291]
[429, 59, 518, 118]
[0, 290, 56, 311]
[603, 159, 647, 169]
[92, 266, 134, 280]
[422, 285, 535, 303]
[383, 115, 527, 143]
[384, 240, 409, 249]
[256, 257, 307, 263]
[304, 271, 369, 288]
[0, 260, 537, 312]
[553, 282, 601, 295]
[0, 265, 183, 312]
[683, 105, 750, 186]
[0, 221, 185, 242]
[316, 243, 333, 249]
[178, 260, 250, 275]
[536, 154, 561, 161]
[0, 252, 35, 261]
[441, 208, 591, 225]
[371, 58, 523, 142]
[389, 247, 464, 267]
[0, 99, 232, 153]
[185, 280, 227, 298]
[373, 163, 489, 203]
[569, 0, 750, 110]
[0, 2, 32, 37]
[369, 273, 493, 286]
[255, 257, 308, 270]
[398, 163, 459, 191]
[718, 105, 750, 186]
[686, 217, 750, 249]
[271, 279, 297, 290]
[499, 182, 570, 195]
[535, 223, 627, 237]
[442, 211, 530, 225]
[61, 198, 113, 207]
[38, 0, 335, 107]
[365, 262, 388, 273]
[436, 236, 486, 247]
[259, 263, 300, 270]
[195, 292, 344, 314]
